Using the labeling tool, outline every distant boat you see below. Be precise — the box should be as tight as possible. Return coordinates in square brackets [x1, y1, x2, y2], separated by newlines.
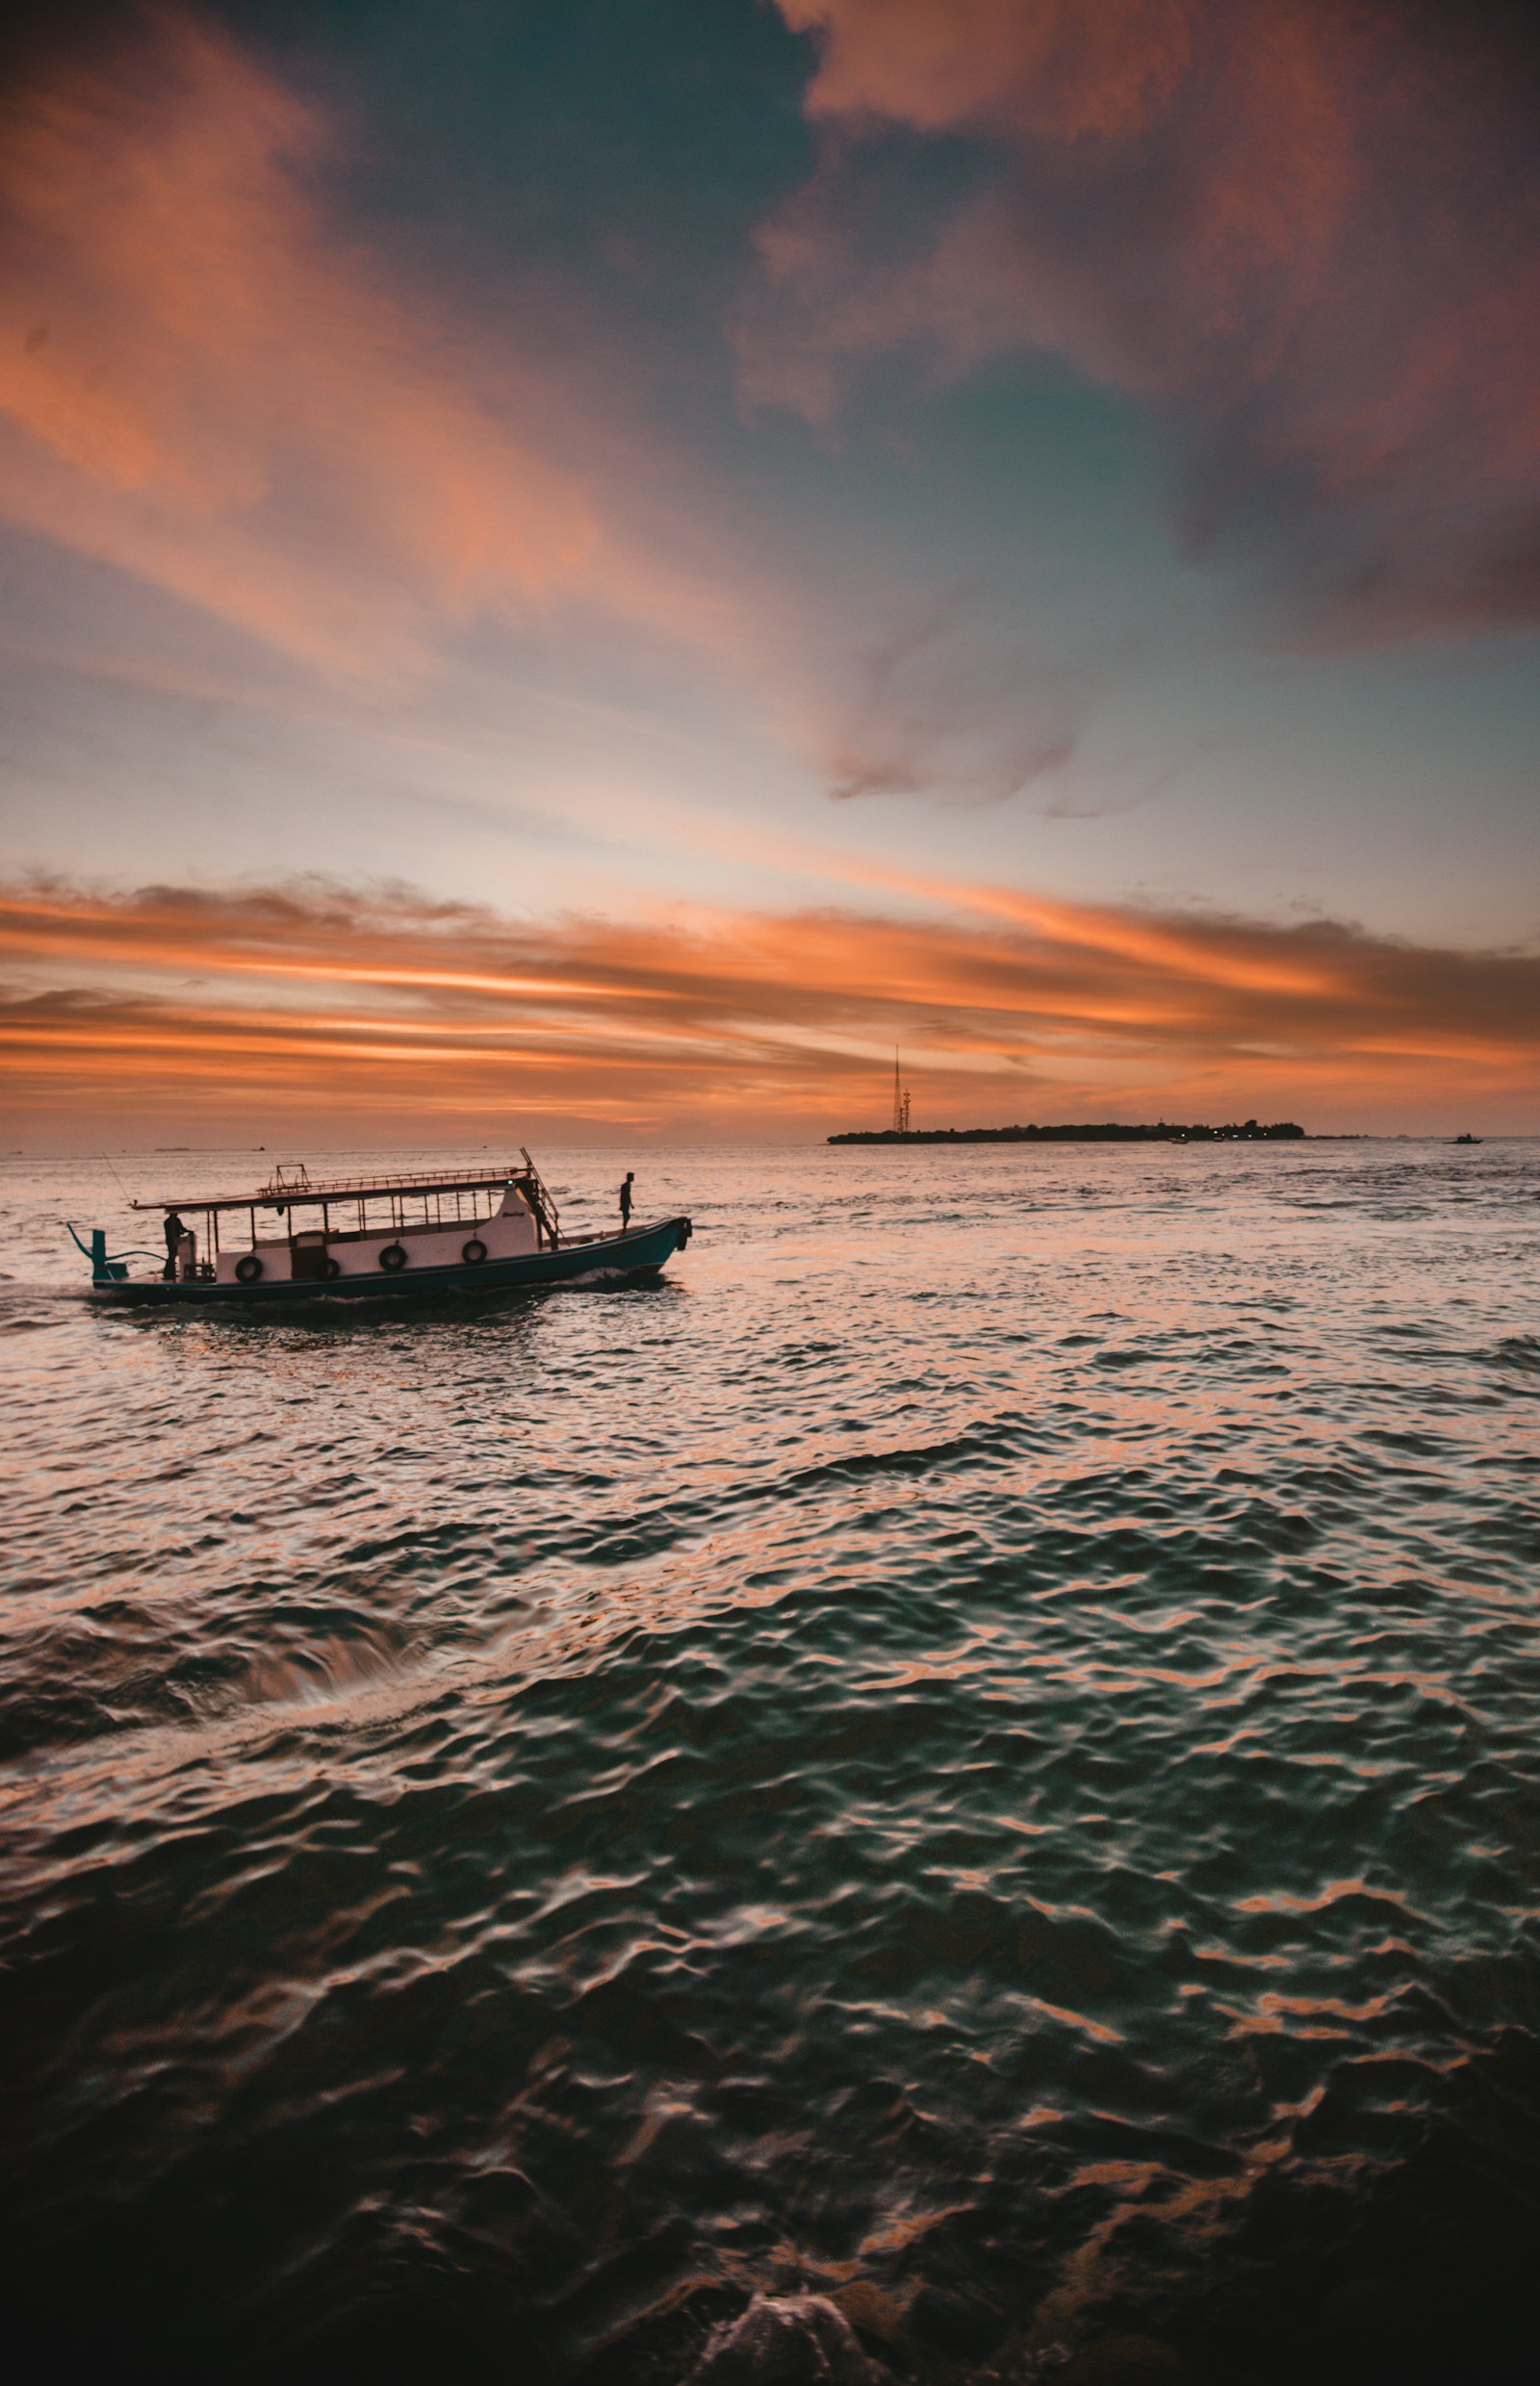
[68, 1150, 691, 1306]
[1452, 1133, 1482, 1145]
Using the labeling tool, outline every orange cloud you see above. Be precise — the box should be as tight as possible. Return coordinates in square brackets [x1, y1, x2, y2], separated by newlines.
[2, 874, 1535, 1138]
[0, 6, 744, 679]
[753, 0, 1540, 637]
[781, 0, 1195, 142]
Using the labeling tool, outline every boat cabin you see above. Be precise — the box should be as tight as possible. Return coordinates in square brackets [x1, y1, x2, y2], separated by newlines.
[132, 1154, 562, 1287]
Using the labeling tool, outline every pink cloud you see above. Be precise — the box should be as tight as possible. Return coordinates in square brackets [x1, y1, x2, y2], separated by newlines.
[753, 0, 1540, 637]
[0, 7, 747, 680]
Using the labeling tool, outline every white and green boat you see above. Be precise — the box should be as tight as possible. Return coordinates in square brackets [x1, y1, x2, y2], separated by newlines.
[70, 1151, 691, 1306]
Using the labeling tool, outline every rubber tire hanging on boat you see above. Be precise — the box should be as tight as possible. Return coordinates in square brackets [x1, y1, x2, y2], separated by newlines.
[235, 1254, 263, 1283]
[379, 1243, 408, 1271]
[323, 1257, 341, 1279]
[462, 1238, 488, 1265]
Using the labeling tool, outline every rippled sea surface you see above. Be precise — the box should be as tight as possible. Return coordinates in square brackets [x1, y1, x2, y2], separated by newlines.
[3, 1140, 1539, 2382]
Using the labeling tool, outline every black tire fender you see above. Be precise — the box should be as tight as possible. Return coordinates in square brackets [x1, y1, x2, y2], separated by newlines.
[235, 1253, 263, 1284]
[323, 1257, 341, 1280]
[379, 1243, 408, 1271]
[462, 1238, 488, 1266]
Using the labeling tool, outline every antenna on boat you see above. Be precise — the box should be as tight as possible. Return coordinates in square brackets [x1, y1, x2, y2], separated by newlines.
[99, 1148, 136, 1203]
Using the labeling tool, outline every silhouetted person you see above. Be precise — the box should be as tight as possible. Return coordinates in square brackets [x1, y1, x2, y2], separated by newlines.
[619, 1172, 634, 1232]
[162, 1208, 185, 1280]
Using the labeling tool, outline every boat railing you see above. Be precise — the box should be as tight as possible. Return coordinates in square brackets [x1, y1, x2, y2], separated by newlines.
[252, 1162, 525, 1202]
[130, 1155, 583, 1250]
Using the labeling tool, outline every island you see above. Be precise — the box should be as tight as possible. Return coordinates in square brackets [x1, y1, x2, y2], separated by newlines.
[828, 1118, 1306, 1144]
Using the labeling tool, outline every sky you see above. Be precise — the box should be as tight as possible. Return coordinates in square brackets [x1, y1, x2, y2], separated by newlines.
[2, 0, 1538, 1143]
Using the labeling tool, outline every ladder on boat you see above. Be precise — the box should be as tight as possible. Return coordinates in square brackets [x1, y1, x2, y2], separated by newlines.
[519, 1148, 562, 1247]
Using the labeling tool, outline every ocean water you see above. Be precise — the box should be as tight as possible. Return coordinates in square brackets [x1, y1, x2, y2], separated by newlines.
[1, 1139, 1538, 2383]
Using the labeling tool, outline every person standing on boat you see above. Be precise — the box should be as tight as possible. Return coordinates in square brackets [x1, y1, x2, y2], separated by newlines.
[619, 1172, 634, 1233]
[162, 1208, 186, 1280]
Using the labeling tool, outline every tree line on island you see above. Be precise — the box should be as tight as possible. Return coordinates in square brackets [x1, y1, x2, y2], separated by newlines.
[828, 1119, 1307, 1143]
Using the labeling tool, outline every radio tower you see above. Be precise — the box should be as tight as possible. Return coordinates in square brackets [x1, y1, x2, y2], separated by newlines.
[892, 1049, 911, 1134]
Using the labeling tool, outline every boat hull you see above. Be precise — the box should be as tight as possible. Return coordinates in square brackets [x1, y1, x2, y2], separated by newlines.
[90, 1217, 692, 1306]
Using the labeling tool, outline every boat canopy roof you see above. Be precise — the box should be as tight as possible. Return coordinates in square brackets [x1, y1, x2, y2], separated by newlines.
[130, 1162, 533, 1216]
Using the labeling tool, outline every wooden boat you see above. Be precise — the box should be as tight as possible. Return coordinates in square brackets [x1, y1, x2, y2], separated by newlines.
[68, 1150, 691, 1306]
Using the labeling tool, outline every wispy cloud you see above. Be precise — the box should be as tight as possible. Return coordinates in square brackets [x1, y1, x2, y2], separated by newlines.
[0, 5, 745, 680]
[3, 873, 1535, 1136]
[749, 0, 1540, 641]
[819, 584, 1081, 805]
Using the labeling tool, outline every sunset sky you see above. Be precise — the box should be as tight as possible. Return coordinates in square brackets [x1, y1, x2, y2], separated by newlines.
[2, 0, 1538, 1142]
